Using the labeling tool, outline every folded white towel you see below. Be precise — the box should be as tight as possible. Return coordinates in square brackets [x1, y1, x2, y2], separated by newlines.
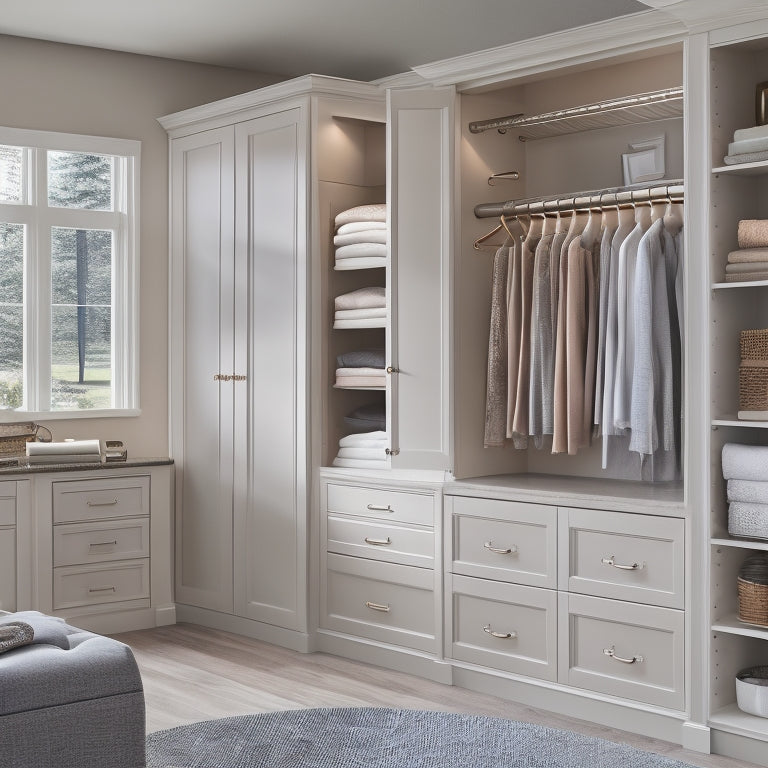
[729, 137, 768, 156]
[339, 430, 387, 447]
[722, 442, 768, 480]
[334, 319, 385, 330]
[735, 124, 768, 142]
[336, 222, 387, 235]
[27, 439, 101, 456]
[336, 243, 387, 260]
[335, 286, 386, 311]
[727, 248, 768, 264]
[335, 204, 387, 227]
[728, 501, 768, 539]
[728, 479, 768, 504]
[335, 308, 387, 320]
[332, 457, 389, 469]
[336, 446, 386, 460]
[724, 149, 768, 165]
[334, 257, 387, 271]
[336, 367, 384, 377]
[334, 230, 388, 247]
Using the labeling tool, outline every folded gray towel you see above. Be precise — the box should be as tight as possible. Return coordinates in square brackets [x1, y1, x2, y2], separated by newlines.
[722, 443, 768, 480]
[336, 349, 385, 369]
[344, 402, 386, 433]
[0, 621, 34, 654]
[728, 479, 768, 504]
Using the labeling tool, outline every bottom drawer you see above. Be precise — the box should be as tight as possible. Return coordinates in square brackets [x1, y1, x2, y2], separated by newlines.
[322, 553, 436, 653]
[560, 593, 684, 710]
[53, 559, 150, 609]
[449, 574, 557, 681]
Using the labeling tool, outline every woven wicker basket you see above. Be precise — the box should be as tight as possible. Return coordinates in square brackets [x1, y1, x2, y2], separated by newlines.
[739, 329, 768, 411]
[738, 553, 768, 627]
[741, 329, 768, 361]
[0, 423, 52, 459]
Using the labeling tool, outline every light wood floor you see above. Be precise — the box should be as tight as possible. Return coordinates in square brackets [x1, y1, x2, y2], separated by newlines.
[114, 623, 755, 768]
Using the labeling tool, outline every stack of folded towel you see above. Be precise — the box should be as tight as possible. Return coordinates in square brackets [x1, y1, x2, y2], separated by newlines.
[334, 286, 386, 328]
[723, 443, 768, 539]
[725, 220, 768, 282]
[724, 124, 768, 165]
[343, 402, 386, 434]
[334, 348, 386, 389]
[332, 430, 388, 469]
[333, 204, 387, 270]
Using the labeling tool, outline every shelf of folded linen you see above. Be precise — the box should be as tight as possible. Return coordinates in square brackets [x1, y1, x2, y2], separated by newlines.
[723, 124, 768, 167]
[333, 203, 387, 270]
[332, 430, 389, 469]
[343, 402, 386, 434]
[334, 348, 386, 389]
[723, 221, 768, 283]
[723, 443, 768, 540]
[333, 286, 386, 328]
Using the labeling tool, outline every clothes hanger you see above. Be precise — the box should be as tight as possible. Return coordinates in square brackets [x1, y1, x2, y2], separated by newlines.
[473, 214, 515, 251]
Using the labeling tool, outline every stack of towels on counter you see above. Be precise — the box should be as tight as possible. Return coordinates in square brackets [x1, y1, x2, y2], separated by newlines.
[334, 348, 386, 389]
[723, 443, 768, 539]
[724, 124, 768, 165]
[333, 204, 387, 270]
[334, 286, 386, 328]
[725, 220, 768, 282]
[332, 429, 388, 469]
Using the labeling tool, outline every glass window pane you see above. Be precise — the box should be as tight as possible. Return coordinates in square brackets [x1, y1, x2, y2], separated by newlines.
[48, 150, 113, 211]
[51, 227, 112, 306]
[0, 145, 23, 203]
[51, 305, 112, 411]
[0, 306, 24, 410]
[0, 223, 24, 304]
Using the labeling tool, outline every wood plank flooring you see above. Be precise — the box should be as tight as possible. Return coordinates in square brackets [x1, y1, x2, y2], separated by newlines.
[114, 623, 755, 768]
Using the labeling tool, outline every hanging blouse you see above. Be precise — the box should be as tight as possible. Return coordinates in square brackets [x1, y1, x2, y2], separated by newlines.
[593, 224, 616, 426]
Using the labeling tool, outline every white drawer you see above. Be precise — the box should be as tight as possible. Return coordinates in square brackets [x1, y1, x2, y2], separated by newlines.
[53, 476, 150, 523]
[559, 508, 684, 608]
[327, 515, 434, 568]
[53, 559, 150, 609]
[322, 553, 436, 653]
[53, 518, 150, 566]
[326, 483, 433, 527]
[447, 496, 557, 588]
[449, 574, 557, 681]
[0, 496, 15, 527]
[559, 593, 684, 710]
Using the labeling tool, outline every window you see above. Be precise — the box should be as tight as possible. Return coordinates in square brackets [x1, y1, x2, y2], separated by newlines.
[0, 128, 140, 418]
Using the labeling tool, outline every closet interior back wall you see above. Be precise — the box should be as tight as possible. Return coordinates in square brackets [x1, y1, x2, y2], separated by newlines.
[454, 48, 684, 483]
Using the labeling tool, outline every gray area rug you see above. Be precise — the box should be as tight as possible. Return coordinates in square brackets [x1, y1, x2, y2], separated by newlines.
[146, 707, 698, 768]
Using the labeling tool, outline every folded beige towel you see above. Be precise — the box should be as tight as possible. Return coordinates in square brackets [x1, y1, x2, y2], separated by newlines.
[725, 271, 768, 282]
[726, 261, 768, 273]
[728, 248, 768, 264]
[334, 204, 387, 227]
[335, 286, 385, 311]
[738, 220, 768, 248]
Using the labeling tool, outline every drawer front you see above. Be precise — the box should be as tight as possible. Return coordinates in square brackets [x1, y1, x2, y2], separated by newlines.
[0, 527, 16, 612]
[559, 593, 684, 710]
[53, 476, 150, 523]
[322, 553, 436, 653]
[449, 574, 557, 681]
[53, 518, 150, 567]
[326, 483, 433, 527]
[53, 559, 150, 609]
[448, 496, 557, 588]
[327, 515, 434, 568]
[0, 496, 15, 527]
[559, 508, 684, 608]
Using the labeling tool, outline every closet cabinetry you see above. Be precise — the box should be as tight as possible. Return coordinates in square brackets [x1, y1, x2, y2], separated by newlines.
[0, 481, 19, 612]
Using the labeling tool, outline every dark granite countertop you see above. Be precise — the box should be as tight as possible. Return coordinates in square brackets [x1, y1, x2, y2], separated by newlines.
[0, 456, 173, 475]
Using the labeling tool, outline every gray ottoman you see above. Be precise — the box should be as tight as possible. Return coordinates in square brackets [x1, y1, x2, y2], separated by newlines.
[0, 611, 145, 768]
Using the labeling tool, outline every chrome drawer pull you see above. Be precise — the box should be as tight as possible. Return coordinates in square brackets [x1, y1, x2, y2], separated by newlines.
[89, 540, 118, 548]
[87, 498, 119, 507]
[366, 504, 393, 512]
[365, 600, 390, 613]
[364, 536, 392, 546]
[483, 624, 517, 639]
[88, 586, 117, 594]
[603, 645, 644, 664]
[601, 555, 645, 571]
[484, 541, 518, 555]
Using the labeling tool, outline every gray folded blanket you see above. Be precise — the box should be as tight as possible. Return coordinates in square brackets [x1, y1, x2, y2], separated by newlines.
[0, 621, 34, 654]
[344, 402, 386, 433]
[336, 349, 385, 369]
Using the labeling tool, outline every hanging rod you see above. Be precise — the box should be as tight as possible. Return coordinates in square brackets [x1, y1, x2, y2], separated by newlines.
[468, 87, 683, 139]
[473, 179, 684, 219]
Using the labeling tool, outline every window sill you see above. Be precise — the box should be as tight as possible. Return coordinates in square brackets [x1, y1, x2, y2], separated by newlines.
[0, 408, 142, 422]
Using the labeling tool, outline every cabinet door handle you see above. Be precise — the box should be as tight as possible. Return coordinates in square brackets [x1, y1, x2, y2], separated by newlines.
[386, 366, 399, 374]
[484, 541, 518, 555]
[385, 448, 400, 456]
[483, 624, 517, 639]
[601, 555, 644, 570]
[366, 504, 393, 512]
[88, 586, 117, 594]
[603, 645, 644, 664]
[87, 498, 119, 507]
[89, 540, 118, 548]
[365, 600, 391, 613]
[364, 536, 392, 546]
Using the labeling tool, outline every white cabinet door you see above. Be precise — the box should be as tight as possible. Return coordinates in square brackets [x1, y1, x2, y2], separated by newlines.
[233, 106, 308, 631]
[0, 528, 15, 612]
[170, 126, 235, 613]
[388, 87, 455, 471]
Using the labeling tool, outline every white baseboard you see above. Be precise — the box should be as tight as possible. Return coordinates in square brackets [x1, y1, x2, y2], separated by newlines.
[681, 721, 711, 753]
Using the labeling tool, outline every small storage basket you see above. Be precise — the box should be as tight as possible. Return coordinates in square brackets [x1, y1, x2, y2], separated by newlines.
[739, 329, 768, 411]
[738, 553, 768, 627]
[0, 423, 52, 459]
[736, 666, 768, 718]
[740, 329, 768, 360]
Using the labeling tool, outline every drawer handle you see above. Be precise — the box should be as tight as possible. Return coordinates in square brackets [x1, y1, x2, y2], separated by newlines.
[483, 624, 517, 639]
[88, 586, 117, 594]
[366, 504, 393, 513]
[365, 600, 391, 613]
[87, 498, 119, 507]
[484, 541, 518, 555]
[601, 555, 645, 571]
[89, 540, 118, 548]
[603, 645, 644, 664]
[364, 536, 392, 546]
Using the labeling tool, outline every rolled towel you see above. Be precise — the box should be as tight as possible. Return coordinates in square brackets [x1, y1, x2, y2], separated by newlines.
[725, 271, 768, 282]
[333, 230, 387, 247]
[728, 137, 768, 156]
[722, 442, 768, 480]
[336, 222, 387, 235]
[726, 261, 768, 273]
[339, 430, 387, 447]
[334, 204, 386, 227]
[0, 621, 34, 654]
[728, 248, 768, 264]
[739, 220, 768, 249]
[334, 308, 387, 320]
[735, 124, 768, 142]
[728, 501, 768, 539]
[336, 446, 386, 460]
[335, 286, 385, 311]
[27, 439, 101, 456]
[332, 457, 388, 469]
[725, 150, 768, 166]
[728, 479, 768, 504]
[335, 243, 387, 260]
[336, 350, 385, 369]
[334, 256, 387, 271]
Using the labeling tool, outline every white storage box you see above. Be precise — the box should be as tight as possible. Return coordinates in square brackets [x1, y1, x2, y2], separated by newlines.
[736, 666, 768, 718]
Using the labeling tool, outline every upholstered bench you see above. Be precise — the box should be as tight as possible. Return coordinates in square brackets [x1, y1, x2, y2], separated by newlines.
[0, 611, 145, 768]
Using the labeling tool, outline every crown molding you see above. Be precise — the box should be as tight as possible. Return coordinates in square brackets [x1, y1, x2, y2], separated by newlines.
[372, 70, 428, 90]
[647, 0, 768, 32]
[408, 10, 687, 90]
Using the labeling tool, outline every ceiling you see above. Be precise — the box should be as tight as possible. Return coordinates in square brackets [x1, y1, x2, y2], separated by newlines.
[0, 0, 653, 82]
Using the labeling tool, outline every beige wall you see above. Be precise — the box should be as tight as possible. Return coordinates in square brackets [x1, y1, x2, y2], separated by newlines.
[0, 35, 284, 456]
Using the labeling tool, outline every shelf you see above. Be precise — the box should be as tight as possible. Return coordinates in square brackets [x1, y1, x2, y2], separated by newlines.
[710, 703, 768, 740]
[712, 280, 768, 289]
[713, 159, 768, 176]
[712, 537, 768, 551]
[333, 385, 386, 391]
[713, 613, 768, 639]
[712, 416, 768, 428]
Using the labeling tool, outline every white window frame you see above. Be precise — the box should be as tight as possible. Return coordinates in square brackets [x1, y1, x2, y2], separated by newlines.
[0, 127, 140, 420]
